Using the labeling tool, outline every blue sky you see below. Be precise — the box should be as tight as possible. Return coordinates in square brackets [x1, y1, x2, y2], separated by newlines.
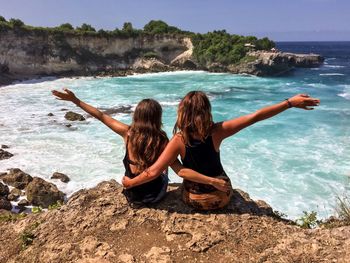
[1, 0, 349, 41]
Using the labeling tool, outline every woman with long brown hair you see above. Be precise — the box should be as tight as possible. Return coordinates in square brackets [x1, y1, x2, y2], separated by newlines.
[52, 88, 225, 204]
[122, 91, 320, 209]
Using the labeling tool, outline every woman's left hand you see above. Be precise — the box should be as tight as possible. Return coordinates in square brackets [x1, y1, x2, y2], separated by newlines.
[122, 176, 132, 189]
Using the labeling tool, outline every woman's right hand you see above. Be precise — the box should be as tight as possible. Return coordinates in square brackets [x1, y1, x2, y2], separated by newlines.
[288, 94, 320, 110]
[211, 178, 231, 192]
[52, 88, 79, 104]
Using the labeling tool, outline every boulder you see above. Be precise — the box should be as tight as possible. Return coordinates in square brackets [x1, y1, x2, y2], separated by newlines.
[0, 149, 13, 160]
[1, 145, 9, 149]
[51, 172, 70, 183]
[26, 177, 65, 208]
[1, 168, 33, 189]
[0, 198, 12, 211]
[64, 111, 85, 121]
[47, 113, 54, 116]
[0, 182, 9, 197]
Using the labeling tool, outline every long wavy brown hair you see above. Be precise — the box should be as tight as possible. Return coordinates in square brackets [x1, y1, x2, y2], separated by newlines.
[173, 91, 213, 145]
[128, 99, 168, 173]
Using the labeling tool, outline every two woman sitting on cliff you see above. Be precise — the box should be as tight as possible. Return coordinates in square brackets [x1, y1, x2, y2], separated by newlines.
[53, 89, 319, 210]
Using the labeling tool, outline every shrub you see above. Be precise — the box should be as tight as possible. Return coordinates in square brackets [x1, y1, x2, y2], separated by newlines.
[296, 211, 319, 228]
[57, 23, 74, 31]
[76, 23, 96, 32]
[0, 16, 6, 23]
[335, 195, 350, 224]
[143, 20, 181, 34]
[8, 18, 24, 28]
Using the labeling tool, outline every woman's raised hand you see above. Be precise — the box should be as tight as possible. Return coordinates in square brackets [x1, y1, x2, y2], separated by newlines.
[52, 88, 79, 104]
[288, 94, 320, 110]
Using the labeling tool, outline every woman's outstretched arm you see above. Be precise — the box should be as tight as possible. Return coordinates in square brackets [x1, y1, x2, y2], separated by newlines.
[52, 88, 129, 137]
[213, 94, 320, 144]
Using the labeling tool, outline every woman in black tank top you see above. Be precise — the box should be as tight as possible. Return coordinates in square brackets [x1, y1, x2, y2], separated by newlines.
[52, 88, 211, 205]
[123, 91, 319, 210]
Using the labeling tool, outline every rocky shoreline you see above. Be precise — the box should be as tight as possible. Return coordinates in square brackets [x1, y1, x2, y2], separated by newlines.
[0, 178, 349, 263]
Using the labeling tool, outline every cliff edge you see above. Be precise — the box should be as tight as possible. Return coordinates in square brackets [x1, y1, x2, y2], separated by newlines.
[0, 180, 349, 263]
[0, 28, 324, 86]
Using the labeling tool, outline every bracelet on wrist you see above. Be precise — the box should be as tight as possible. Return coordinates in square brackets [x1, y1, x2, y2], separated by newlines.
[285, 99, 292, 108]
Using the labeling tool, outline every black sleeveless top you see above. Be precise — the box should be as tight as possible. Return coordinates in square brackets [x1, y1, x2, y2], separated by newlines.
[181, 135, 227, 194]
[122, 138, 164, 203]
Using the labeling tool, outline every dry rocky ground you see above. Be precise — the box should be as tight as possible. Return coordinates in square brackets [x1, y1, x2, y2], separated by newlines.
[0, 180, 349, 263]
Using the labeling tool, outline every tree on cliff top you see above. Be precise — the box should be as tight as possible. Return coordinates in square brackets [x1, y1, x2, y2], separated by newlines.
[76, 23, 96, 32]
[57, 23, 74, 31]
[143, 20, 181, 34]
[0, 16, 6, 23]
[8, 18, 24, 28]
[122, 22, 133, 32]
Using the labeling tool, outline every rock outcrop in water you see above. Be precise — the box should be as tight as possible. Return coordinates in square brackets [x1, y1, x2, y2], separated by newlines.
[0, 180, 349, 262]
[0, 28, 324, 85]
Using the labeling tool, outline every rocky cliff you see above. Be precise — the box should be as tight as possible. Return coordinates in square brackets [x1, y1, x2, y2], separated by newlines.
[0, 180, 349, 263]
[0, 28, 324, 86]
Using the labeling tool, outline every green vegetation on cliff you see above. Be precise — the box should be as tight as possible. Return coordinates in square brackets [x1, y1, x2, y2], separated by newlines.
[192, 30, 275, 66]
[0, 16, 275, 67]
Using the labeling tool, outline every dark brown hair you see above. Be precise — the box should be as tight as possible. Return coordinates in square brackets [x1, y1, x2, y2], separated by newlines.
[173, 91, 213, 144]
[129, 99, 168, 173]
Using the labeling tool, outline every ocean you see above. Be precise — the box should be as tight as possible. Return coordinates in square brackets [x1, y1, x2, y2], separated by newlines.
[0, 42, 349, 219]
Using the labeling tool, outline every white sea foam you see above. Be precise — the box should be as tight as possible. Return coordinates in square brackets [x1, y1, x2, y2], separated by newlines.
[323, 65, 345, 68]
[338, 92, 350, 100]
[320, 73, 345, 76]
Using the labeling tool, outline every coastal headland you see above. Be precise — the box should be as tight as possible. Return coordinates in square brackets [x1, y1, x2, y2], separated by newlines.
[0, 20, 324, 86]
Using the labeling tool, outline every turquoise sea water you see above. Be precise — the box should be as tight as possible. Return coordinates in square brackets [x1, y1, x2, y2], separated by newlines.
[0, 42, 349, 218]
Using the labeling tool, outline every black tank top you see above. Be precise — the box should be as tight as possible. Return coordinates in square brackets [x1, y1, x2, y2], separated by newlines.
[122, 138, 164, 202]
[181, 135, 226, 194]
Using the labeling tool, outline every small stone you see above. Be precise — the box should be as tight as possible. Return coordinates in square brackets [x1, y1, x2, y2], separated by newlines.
[1, 145, 9, 149]
[65, 124, 72, 128]
[0, 149, 13, 160]
[18, 199, 29, 206]
[47, 113, 54, 116]
[109, 219, 128, 231]
[60, 108, 68, 111]
[144, 247, 172, 263]
[51, 172, 70, 183]
[64, 111, 85, 121]
[10, 188, 22, 197]
[118, 254, 135, 263]
[7, 194, 19, 201]
[0, 182, 9, 197]
[0, 198, 12, 211]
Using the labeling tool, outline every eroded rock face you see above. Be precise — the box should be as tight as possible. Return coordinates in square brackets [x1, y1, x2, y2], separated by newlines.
[26, 177, 65, 208]
[0, 149, 13, 160]
[0, 181, 348, 263]
[64, 111, 86, 121]
[1, 168, 33, 189]
[228, 51, 325, 76]
[51, 172, 70, 183]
